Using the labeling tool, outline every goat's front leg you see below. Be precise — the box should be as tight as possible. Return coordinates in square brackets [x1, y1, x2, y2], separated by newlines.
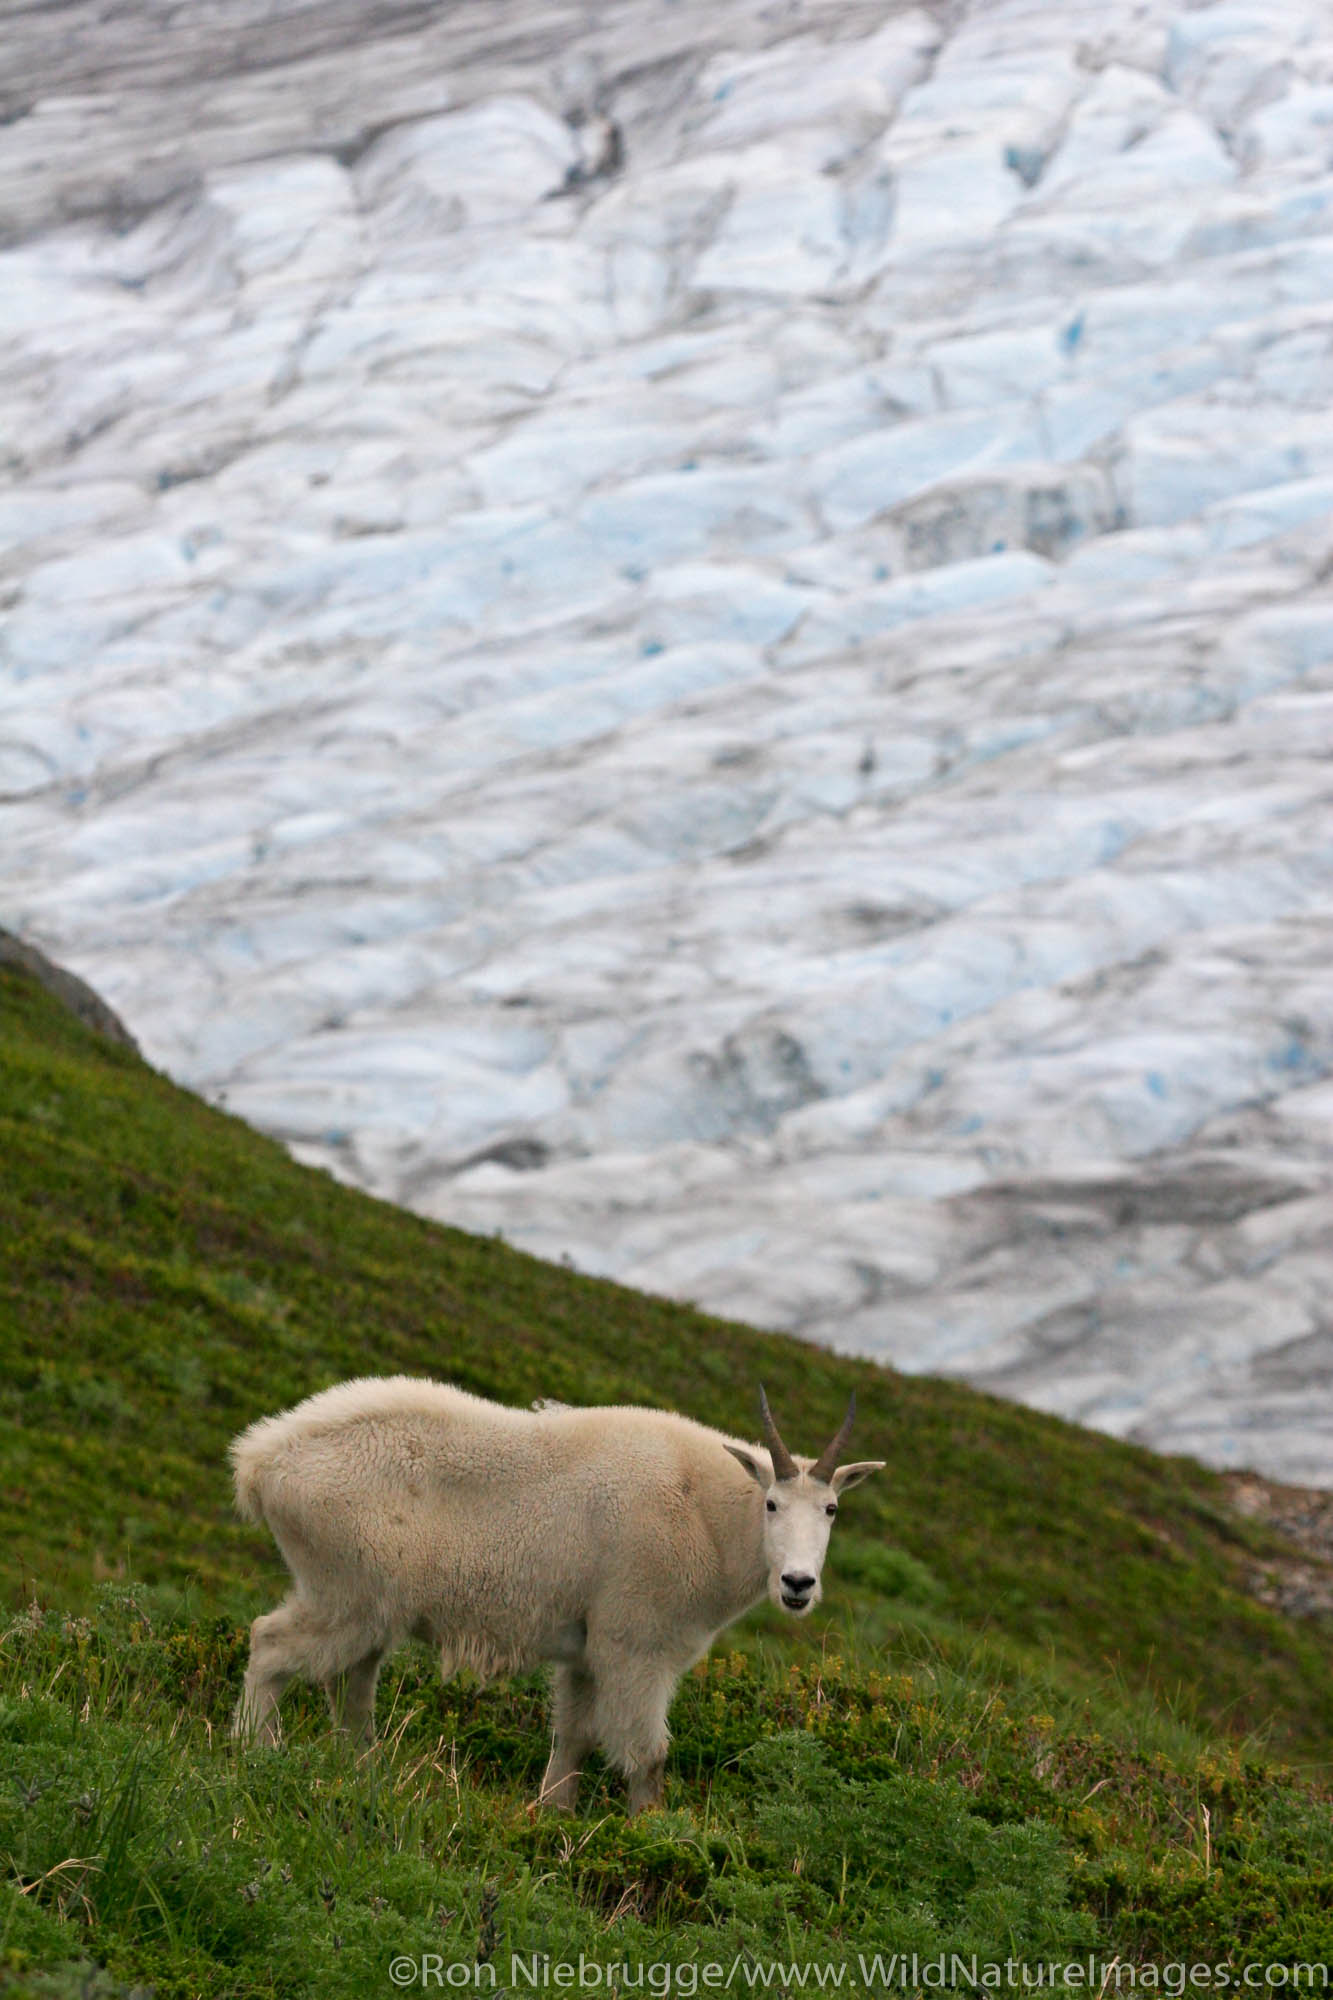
[591, 1654, 677, 1817]
[540, 1664, 597, 1811]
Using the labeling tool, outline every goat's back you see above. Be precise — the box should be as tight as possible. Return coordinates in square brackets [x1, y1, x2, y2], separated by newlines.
[231, 1376, 766, 1660]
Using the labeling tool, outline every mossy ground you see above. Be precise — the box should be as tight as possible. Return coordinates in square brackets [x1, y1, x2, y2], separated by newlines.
[0, 963, 1330, 1995]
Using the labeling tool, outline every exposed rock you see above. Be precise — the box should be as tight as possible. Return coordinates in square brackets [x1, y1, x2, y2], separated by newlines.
[0, 929, 139, 1052]
[1225, 1471, 1333, 1620]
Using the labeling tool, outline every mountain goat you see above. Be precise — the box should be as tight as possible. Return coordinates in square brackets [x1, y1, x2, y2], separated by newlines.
[230, 1376, 883, 1814]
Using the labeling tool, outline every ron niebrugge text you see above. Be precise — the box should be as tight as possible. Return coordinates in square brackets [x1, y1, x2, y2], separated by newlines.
[387, 1954, 1329, 1992]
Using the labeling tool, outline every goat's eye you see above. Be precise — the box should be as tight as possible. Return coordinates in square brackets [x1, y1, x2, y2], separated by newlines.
[825, 1504, 838, 1517]
[765, 1499, 777, 1514]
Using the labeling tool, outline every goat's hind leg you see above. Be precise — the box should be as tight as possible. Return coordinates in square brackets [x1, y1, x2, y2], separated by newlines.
[233, 1601, 301, 1746]
[234, 1596, 384, 1748]
[324, 1647, 385, 1746]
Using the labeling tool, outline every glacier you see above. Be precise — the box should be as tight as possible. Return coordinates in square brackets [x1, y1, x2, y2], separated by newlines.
[2, 0, 1332, 1481]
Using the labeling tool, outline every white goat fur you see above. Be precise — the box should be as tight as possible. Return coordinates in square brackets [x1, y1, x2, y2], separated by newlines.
[231, 1374, 881, 1813]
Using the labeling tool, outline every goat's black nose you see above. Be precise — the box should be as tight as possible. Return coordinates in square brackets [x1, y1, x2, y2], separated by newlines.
[781, 1572, 815, 1594]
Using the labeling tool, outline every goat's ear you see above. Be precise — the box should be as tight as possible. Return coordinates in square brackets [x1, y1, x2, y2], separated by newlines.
[724, 1443, 768, 1487]
[830, 1460, 885, 1495]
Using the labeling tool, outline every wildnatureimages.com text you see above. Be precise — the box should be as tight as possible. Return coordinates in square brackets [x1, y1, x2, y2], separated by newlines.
[386, 1953, 1331, 1993]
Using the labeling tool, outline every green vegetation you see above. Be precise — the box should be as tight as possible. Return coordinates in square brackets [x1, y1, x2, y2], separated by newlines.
[0, 961, 1330, 1994]
[3, 1596, 1331, 1997]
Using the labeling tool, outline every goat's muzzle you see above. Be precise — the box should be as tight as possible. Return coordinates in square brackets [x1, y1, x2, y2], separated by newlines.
[780, 1571, 816, 1612]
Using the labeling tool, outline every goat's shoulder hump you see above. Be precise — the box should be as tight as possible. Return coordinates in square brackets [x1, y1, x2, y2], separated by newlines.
[547, 1402, 762, 1478]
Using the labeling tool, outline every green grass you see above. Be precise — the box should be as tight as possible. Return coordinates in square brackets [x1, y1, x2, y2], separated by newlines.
[1, 961, 1331, 1995]
[3, 1592, 1331, 1997]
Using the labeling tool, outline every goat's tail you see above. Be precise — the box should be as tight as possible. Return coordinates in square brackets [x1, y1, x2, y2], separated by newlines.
[229, 1413, 287, 1526]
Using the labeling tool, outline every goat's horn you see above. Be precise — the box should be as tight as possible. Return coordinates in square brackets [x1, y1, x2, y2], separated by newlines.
[758, 1384, 799, 1482]
[809, 1392, 856, 1484]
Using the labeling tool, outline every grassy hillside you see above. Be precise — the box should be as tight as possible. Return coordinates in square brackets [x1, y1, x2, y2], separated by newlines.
[1, 958, 1331, 1994]
[2, 958, 1330, 1746]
